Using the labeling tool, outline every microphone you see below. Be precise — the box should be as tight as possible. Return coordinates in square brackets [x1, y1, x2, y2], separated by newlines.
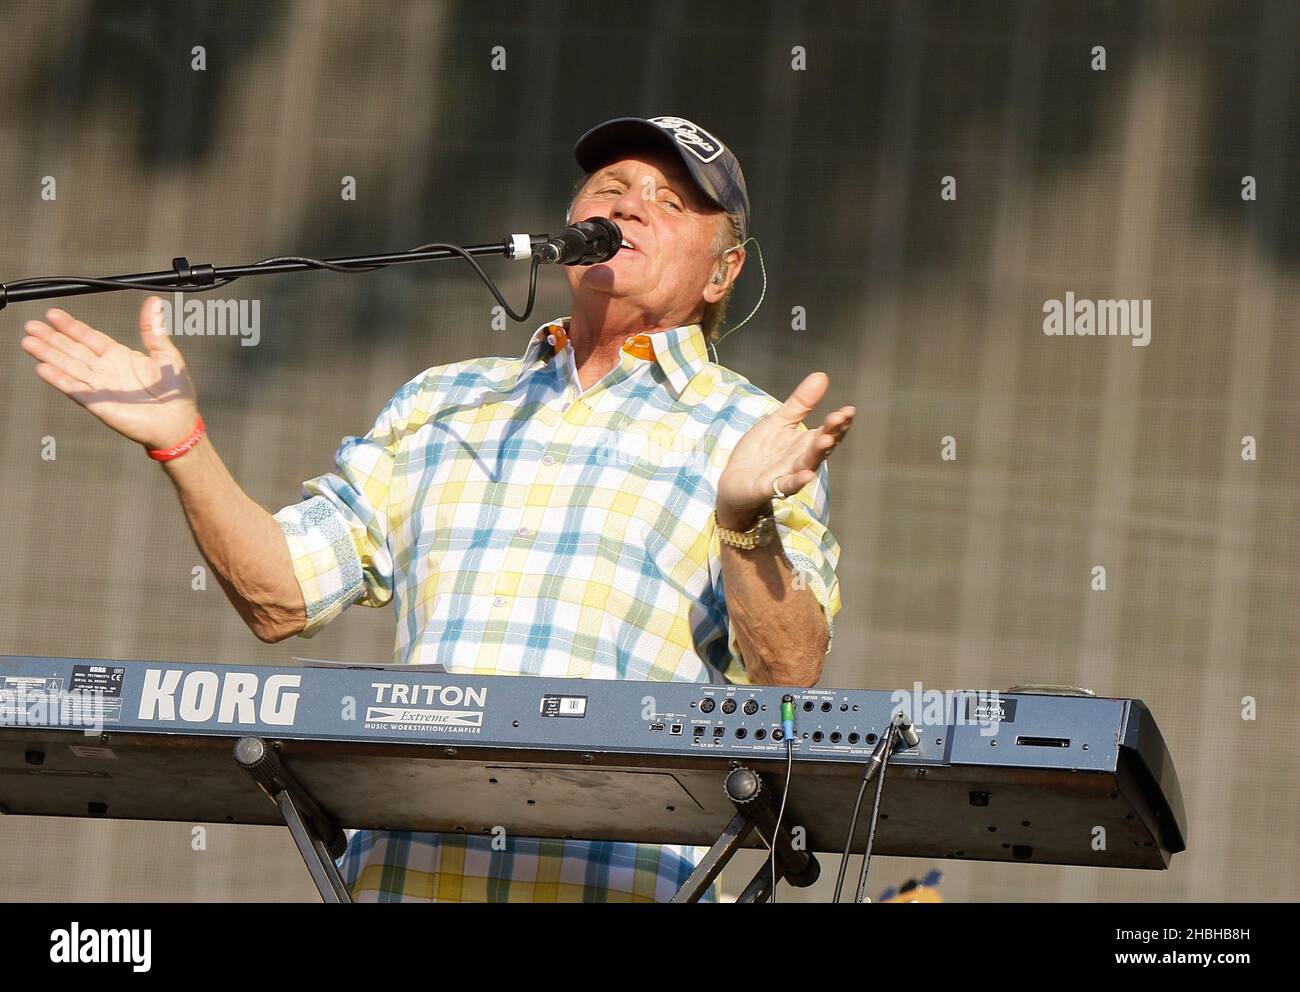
[533, 218, 622, 265]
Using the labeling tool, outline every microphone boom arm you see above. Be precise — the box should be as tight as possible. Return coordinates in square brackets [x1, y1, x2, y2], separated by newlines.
[0, 226, 617, 321]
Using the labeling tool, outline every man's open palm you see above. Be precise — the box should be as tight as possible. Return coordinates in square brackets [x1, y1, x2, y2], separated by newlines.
[717, 371, 855, 522]
[20, 296, 198, 450]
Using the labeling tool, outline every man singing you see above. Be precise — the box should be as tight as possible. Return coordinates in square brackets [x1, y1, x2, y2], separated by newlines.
[20, 115, 854, 902]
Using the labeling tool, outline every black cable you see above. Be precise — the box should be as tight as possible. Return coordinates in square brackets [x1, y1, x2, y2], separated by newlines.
[1, 274, 241, 294]
[2, 242, 542, 323]
[854, 725, 896, 903]
[832, 723, 902, 903]
[768, 736, 795, 903]
[832, 760, 873, 903]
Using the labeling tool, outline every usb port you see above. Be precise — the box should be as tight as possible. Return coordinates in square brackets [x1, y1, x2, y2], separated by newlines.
[669, 724, 683, 735]
[649, 723, 665, 732]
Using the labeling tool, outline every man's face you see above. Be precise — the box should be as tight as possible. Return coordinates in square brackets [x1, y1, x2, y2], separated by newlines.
[563, 149, 732, 324]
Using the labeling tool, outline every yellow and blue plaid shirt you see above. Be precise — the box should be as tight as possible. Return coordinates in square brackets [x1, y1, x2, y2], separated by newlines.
[273, 318, 841, 902]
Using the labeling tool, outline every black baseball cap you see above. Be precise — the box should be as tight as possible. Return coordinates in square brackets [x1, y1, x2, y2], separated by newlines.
[573, 115, 750, 240]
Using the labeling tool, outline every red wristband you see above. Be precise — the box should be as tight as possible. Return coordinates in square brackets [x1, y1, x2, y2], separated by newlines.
[147, 415, 206, 462]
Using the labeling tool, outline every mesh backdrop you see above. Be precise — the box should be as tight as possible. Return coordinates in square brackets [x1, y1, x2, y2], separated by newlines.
[0, 0, 1296, 902]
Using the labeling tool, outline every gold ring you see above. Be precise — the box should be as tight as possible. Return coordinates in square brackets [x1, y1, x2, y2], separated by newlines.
[772, 475, 787, 499]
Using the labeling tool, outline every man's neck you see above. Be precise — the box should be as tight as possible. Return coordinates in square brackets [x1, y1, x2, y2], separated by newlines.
[566, 297, 697, 393]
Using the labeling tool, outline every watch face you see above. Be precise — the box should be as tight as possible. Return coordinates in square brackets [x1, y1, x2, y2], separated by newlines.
[757, 516, 776, 545]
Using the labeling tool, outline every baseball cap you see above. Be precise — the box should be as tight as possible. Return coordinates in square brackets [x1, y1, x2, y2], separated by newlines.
[573, 115, 750, 240]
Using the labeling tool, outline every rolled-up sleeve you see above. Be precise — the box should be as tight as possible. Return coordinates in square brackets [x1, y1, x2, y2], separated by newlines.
[710, 458, 842, 683]
[272, 384, 413, 637]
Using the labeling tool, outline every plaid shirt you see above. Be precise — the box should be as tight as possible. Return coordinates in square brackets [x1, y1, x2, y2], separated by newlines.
[273, 318, 841, 902]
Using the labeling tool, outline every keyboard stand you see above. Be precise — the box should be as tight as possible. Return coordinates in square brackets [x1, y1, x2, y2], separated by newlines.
[233, 743, 818, 905]
[234, 737, 352, 903]
[671, 763, 820, 903]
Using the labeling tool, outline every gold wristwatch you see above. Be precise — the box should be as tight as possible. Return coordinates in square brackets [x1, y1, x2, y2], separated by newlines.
[714, 507, 777, 549]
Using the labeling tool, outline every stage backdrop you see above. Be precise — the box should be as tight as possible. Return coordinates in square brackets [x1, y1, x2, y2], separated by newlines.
[1, 0, 1296, 902]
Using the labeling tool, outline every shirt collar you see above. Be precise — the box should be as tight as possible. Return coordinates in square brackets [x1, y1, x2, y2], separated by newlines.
[516, 319, 561, 371]
[510, 318, 711, 399]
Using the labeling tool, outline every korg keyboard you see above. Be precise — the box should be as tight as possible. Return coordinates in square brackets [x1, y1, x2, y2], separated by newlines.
[0, 655, 1187, 901]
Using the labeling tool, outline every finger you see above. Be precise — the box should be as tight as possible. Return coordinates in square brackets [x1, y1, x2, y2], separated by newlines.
[45, 308, 115, 357]
[819, 407, 855, 440]
[806, 431, 839, 465]
[21, 334, 95, 384]
[24, 319, 99, 367]
[138, 296, 180, 359]
[775, 372, 829, 423]
[791, 426, 844, 475]
[777, 467, 817, 496]
[819, 409, 850, 434]
[33, 362, 93, 406]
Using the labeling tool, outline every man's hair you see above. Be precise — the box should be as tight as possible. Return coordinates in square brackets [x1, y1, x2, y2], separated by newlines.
[566, 174, 743, 344]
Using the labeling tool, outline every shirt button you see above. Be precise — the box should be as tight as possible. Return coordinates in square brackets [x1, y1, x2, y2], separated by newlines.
[542, 455, 555, 466]
[493, 596, 507, 607]
[561, 402, 570, 412]
[517, 526, 532, 538]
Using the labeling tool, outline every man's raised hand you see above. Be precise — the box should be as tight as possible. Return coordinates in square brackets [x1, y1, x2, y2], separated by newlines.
[716, 371, 855, 528]
[20, 296, 199, 450]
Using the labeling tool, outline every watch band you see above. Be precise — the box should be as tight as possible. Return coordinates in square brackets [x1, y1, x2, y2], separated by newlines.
[714, 508, 776, 549]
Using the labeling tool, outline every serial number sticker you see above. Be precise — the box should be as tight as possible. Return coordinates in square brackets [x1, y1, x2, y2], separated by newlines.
[67, 745, 117, 760]
[69, 665, 125, 697]
[540, 695, 588, 718]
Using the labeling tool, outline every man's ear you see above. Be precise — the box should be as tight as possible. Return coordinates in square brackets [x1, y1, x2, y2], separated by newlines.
[704, 247, 745, 304]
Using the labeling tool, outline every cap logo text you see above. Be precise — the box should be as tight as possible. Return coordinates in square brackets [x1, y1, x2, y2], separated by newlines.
[648, 116, 725, 164]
